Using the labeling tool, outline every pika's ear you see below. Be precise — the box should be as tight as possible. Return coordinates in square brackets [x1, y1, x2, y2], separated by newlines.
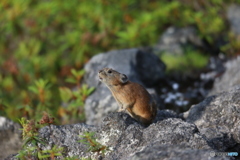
[120, 74, 128, 83]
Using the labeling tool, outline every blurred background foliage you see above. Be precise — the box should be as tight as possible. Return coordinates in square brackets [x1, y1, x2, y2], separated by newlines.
[0, 0, 239, 124]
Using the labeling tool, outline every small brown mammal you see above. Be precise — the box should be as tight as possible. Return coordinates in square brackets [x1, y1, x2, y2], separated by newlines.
[98, 68, 157, 125]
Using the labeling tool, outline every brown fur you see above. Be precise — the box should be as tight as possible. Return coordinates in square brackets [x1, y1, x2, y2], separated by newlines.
[98, 68, 157, 125]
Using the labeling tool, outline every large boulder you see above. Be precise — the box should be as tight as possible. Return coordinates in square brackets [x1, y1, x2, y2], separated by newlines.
[184, 86, 240, 152]
[0, 117, 22, 159]
[209, 56, 240, 96]
[83, 48, 166, 125]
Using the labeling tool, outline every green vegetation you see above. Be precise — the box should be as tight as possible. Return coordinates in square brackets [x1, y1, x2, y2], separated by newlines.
[17, 113, 64, 160]
[18, 113, 96, 159]
[1, 68, 94, 124]
[161, 50, 209, 73]
[79, 132, 108, 156]
[0, 0, 240, 124]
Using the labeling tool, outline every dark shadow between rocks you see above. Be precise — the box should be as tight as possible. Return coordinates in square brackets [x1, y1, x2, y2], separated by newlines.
[154, 109, 179, 123]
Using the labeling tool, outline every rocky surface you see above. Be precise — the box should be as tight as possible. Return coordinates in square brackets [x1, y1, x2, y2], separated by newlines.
[31, 86, 238, 160]
[10, 111, 210, 160]
[99, 113, 210, 160]
[7, 85, 240, 159]
[0, 116, 22, 159]
[227, 4, 240, 36]
[38, 123, 96, 159]
[184, 86, 240, 152]
[208, 56, 240, 96]
[130, 144, 231, 160]
[5, 43, 240, 160]
[83, 48, 166, 126]
[4, 11, 240, 158]
[5, 58, 240, 159]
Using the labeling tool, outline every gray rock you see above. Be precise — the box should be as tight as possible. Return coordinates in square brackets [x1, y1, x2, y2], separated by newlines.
[99, 114, 209, 159]
[0, 116, 22, 160]
[154, 26, 204, 56]
[130, 144, 231, 160]
[184, 86, 240, 152]
[209, 56, 240, 96]
[19, 111, 210, 160]
[84, 84, 118, 126]
[9, 84, 240, 159]
[84, 48, 166, 125]
[142, 118, 209, 150]
[38, 123, 97, 159]
[84, 48, 165, 87]
[154, 109, 179, 122]
[227, 4, 240, 36]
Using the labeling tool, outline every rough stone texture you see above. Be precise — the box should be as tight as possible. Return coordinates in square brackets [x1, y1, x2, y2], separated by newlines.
[154, 26, 205, 56]
[9, 111, 211, 160]
[84, 48, 166, 126]
[100, 113, 209, 159]
[0, 116, 22, 159]
[227, 4, 240, 36]
[185, 86, 240, 152]
[209, 56, 240, 96]
[154, 109, 179, 122]
[38, 123, 97, 159]
[130, 144, 231, 160]
[7, 87, 240, 159]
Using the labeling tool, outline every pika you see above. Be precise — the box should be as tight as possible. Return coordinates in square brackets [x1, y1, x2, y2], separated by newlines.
[98, 68, 157, 125]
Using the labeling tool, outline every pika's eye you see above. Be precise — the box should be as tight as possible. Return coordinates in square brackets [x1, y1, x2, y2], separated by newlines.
[107, 70, 112, 74]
